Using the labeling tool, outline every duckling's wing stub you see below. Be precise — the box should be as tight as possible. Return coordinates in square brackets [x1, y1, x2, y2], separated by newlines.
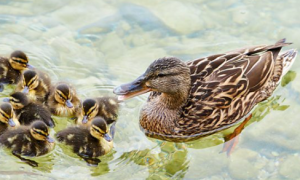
[33, 104, 55, 128]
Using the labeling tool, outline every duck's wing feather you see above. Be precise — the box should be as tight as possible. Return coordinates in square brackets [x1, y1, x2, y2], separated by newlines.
[184, 40, 290, 115]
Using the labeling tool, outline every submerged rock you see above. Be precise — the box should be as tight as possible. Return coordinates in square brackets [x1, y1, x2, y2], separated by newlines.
[279, 155, 300, 179]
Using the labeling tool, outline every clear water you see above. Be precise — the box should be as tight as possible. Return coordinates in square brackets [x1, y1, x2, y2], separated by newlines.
[0, 0, 299, 179]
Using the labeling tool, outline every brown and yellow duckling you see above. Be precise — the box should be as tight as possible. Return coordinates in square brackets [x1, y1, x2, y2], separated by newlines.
[0, 120, 54, 167]
[15, 69, 51, 103]
[76, 97, 118, 126]
[114, 39, 297, 142]
[0, 50, 33, 92]
[0, 103, 20, 135]
[4, 92, 55, 127]
[56, 117, 113, 166]
[47, 83, 81, 117]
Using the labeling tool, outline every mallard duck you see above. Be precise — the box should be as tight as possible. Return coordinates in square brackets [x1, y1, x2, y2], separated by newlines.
[47, 82, 81, 117]
[76, 97, 119, 126]
[5, 92, 55, 127]
[113, 39, 297, 142]
[0, 103, 20, 135]
[15, 69, 51, 103]
[0, 120, 54, 167]
[0, 51, 34, 92]
[56, 117, 113, 165]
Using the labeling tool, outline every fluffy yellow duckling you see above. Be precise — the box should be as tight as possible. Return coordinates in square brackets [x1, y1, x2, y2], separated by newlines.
[0, 103, 20, 135]
[5, 92, 55, 127]
[0, 120, 54, 167]
[56, 117, 114, 166]
[76, 97, 118, 126]
[0, 50, 33, 92]
[47, 83, 81, 117]
[15, 69, 51, 103]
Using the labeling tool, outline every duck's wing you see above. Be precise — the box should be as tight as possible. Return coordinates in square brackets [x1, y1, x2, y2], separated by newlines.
[183, 40, 290, 116]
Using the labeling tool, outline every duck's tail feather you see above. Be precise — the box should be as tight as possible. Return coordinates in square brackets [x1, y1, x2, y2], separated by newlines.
[281, 49, 297, 76]
[271, 49, 297, 84]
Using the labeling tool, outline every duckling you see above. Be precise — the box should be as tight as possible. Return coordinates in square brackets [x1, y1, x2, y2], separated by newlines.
[0, 103, 20, 135]
[0, 51, 33, 92]
[5, 92, 55, 127]
[15, 69, 51, 103]
[0, 120, 54, 167]
[47, 82, 81, 117]
[56, 117, 113, 165]
[76, 97, 119, 126]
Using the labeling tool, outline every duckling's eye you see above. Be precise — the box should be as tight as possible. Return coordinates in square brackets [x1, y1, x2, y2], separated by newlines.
[14, 60, 26, 64]
[0, 112, 7, 118]
[27, 80, 35, 86]
[56, 92, 66, 100]
[93, 128, 100, 133]
[59, 94, 65, 99]
[34, 130, 47, 137]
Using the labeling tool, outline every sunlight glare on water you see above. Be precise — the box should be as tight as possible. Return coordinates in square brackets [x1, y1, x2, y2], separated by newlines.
[0, 0, 300, 179]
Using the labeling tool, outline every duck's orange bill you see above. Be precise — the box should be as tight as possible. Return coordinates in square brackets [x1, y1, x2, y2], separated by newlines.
[113, 75, 151, 101]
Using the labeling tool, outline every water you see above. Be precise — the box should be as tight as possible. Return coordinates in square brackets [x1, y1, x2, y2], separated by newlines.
[0, 0, 300, 179]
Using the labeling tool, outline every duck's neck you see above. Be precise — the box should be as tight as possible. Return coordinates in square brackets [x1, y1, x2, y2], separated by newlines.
[159, 90, 190, 110]
[140, 80, 191, 135]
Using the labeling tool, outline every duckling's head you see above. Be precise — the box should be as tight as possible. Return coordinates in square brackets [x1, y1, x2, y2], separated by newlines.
[54, 84, 74, 108]
[9, 50, 34, 71]
[0, 103, 18, 127]
[81, 99, 99, 124]
[113, 57, 191, 101]
[7, 92, 30, 109]
[21, 70, 39, 94]
[30, 121, 54, 143]
[90, 118, 112, 142]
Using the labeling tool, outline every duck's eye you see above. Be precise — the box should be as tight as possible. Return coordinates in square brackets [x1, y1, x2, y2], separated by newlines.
[157, 73, 167, 77]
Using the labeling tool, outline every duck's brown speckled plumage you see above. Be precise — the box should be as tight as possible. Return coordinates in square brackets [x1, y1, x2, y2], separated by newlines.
[114, 39, 297, 141]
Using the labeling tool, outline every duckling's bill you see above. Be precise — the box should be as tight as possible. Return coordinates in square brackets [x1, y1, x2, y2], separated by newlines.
[8, 118, 16, 127]
[103, 133, 112, 142]
[26, 64, 34, 69]
[47, 136, 55, 143]
[82, 116, 88, 124]
[65, 100, 73, 108]
[22, 86, 29, 94]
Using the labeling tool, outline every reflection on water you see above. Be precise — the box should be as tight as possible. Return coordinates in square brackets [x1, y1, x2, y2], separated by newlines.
[0, 0, 300, 179]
